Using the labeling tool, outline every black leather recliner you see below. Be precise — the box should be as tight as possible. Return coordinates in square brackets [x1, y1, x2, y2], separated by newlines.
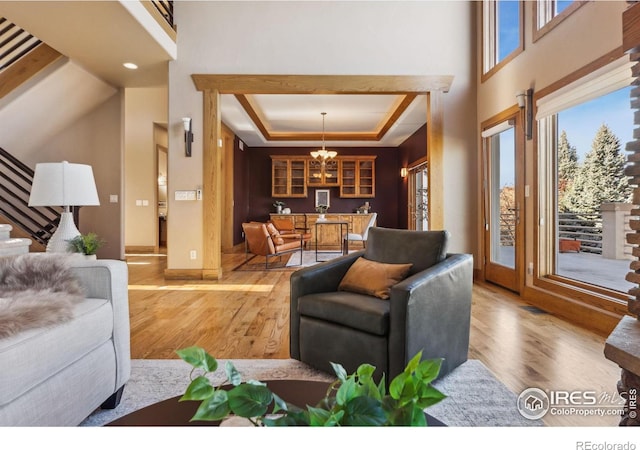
[290, 227, 473, 382]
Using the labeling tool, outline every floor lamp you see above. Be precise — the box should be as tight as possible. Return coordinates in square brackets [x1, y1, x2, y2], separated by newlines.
[28, 161, 100, 253]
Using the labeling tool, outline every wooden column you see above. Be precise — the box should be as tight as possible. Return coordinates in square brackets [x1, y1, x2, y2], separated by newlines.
[202, 89, 223, 279]
[427, 90, 444, 230]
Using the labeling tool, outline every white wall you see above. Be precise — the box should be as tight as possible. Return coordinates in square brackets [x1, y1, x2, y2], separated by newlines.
[0, 60, 117, 157]
[124, 86, 168, 249]
[27, 94, 124, 259]
[168, 0, 477, 269]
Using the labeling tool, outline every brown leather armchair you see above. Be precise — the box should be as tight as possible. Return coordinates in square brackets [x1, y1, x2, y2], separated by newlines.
[270, 217, 312, 249]
[290, 227, 473, 382]
[242, 222, 303, 269]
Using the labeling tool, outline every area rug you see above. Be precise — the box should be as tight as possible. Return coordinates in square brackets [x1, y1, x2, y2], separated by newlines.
[232, 254, 296, 271]
[233, 250, 349, 271]
[285, 250, 356, 267]
[80, 358, 543, 427]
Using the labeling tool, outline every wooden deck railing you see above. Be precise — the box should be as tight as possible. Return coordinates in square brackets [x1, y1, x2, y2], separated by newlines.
[499, 211, 604, 254]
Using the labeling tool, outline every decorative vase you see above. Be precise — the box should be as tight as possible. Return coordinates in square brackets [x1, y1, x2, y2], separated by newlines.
[276, 205, 282, 214]
[318, 214, 325, 221]
[84, 254, 97, 260]
[220, 416, 254, 427]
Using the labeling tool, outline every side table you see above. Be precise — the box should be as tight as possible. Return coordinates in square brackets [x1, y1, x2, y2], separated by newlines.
[315, 220, 349, 262]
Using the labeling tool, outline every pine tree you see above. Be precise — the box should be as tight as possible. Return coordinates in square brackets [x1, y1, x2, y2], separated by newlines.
[557, 130, 579, 212]
[564, 123, 631, 214]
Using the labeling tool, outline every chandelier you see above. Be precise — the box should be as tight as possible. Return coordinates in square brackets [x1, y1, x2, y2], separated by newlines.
[310, 112, 337, 164]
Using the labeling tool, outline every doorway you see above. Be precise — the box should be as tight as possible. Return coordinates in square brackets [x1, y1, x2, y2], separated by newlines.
[408, 161, 428, 230]
[482, 107, 524, 293]
[157, 145, 168, 251]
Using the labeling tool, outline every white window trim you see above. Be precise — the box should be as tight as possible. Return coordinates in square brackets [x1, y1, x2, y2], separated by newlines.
[483, 1, 497, 74]
[481, 119, 515, 138]
[536, 56, 634, 119]
[537, 0, 555, 29]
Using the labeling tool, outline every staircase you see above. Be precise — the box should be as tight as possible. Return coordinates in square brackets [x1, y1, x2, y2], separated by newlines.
[0, 20, 64, 247]
[0, 224, 31, 256]
[0, 147, 60, 247]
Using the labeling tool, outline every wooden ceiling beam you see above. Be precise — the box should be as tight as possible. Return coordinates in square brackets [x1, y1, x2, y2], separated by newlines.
[192, 74, 453, 94]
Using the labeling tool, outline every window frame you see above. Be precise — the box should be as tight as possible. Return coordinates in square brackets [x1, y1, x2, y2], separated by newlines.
[533, 50, 632, 313]
[481, 0, 525, 82]
[533, 0, 588, 43]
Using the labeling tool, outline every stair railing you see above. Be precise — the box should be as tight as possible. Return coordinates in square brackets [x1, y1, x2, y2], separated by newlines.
[0, 17, 42, 72]
[0, 147, 61, 246]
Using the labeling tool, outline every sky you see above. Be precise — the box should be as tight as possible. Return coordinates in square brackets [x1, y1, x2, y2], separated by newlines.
[558, 87, 634, 162]
[494, 1, 634, 186]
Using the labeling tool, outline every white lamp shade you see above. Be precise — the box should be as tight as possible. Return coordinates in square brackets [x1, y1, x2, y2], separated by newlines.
[28, 161, 100, 207]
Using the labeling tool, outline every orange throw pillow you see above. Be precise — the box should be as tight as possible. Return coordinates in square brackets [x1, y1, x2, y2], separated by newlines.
[338, 257, 413, 300]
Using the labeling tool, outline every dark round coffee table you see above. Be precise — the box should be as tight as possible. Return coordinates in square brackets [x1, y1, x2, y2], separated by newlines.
[107, 379, 444, 426]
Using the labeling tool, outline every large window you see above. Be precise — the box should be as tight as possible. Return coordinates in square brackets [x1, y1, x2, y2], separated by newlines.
[482, 0, 523, 80]
[536, 57, 634, 296]
[534, 0, 586, 42]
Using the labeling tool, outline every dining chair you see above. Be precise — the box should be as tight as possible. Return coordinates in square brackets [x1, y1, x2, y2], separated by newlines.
[343, 212, 377, 252]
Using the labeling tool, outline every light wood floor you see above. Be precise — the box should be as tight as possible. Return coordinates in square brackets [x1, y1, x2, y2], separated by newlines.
[126, 249, 623, 426]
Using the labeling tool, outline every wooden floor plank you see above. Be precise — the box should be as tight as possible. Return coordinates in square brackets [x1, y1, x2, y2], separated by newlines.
[125, 249, 622, 426]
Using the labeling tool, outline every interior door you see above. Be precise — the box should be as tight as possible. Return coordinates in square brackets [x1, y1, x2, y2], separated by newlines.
[482, 111, 524, 293]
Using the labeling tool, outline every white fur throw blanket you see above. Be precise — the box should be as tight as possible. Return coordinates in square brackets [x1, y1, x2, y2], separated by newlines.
[0, 254, 85, 338]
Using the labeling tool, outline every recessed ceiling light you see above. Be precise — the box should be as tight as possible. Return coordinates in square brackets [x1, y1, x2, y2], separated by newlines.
[123, 62, 138, 70]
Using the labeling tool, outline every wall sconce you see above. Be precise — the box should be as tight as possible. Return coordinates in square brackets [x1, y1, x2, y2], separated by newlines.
[400, 167, 408, 178]
[516, 89, 533, 141]
[182, 117, 193, 157]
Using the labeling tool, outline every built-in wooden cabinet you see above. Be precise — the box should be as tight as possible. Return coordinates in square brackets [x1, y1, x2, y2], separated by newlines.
[270, 213, 376, 250]
[271, 155, 375, 198]
[307, 159, 340, 187]
[339, 157, 375, 198]
[271, 156, 307, 198]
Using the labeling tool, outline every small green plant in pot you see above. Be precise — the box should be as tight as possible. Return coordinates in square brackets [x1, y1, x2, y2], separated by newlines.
[176, 346, 446, 426]
[273, 201, 285, 214]
[68, 232, 105, 256]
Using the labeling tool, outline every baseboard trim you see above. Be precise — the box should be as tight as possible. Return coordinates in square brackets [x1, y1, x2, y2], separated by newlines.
[125, 246, 156, 254]
[522, 284, 622, 337]
[202, 269, 222, 280]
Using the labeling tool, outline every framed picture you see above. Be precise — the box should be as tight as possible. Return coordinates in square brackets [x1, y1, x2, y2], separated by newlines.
[315, 189, 330, 208]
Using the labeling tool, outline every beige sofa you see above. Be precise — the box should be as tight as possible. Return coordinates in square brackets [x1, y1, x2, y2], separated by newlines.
[0, 257, 131, 426]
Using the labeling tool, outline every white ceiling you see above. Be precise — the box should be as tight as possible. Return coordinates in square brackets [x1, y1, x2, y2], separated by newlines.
[221, 93, 427, 147]
[0, 1, 428, 148]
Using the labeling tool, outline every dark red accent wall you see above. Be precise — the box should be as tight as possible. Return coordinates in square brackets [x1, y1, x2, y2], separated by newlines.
[229, 130, 425, 245]
[397, 124, 427, 229]
[245, 146, 401, 230]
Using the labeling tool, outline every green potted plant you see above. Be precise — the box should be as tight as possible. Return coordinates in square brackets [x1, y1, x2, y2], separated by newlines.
[315, 204, 329, 220]
[68, 232, 105, 259]
[273, 201, 285, 214]
[177, 346, 445, 426]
